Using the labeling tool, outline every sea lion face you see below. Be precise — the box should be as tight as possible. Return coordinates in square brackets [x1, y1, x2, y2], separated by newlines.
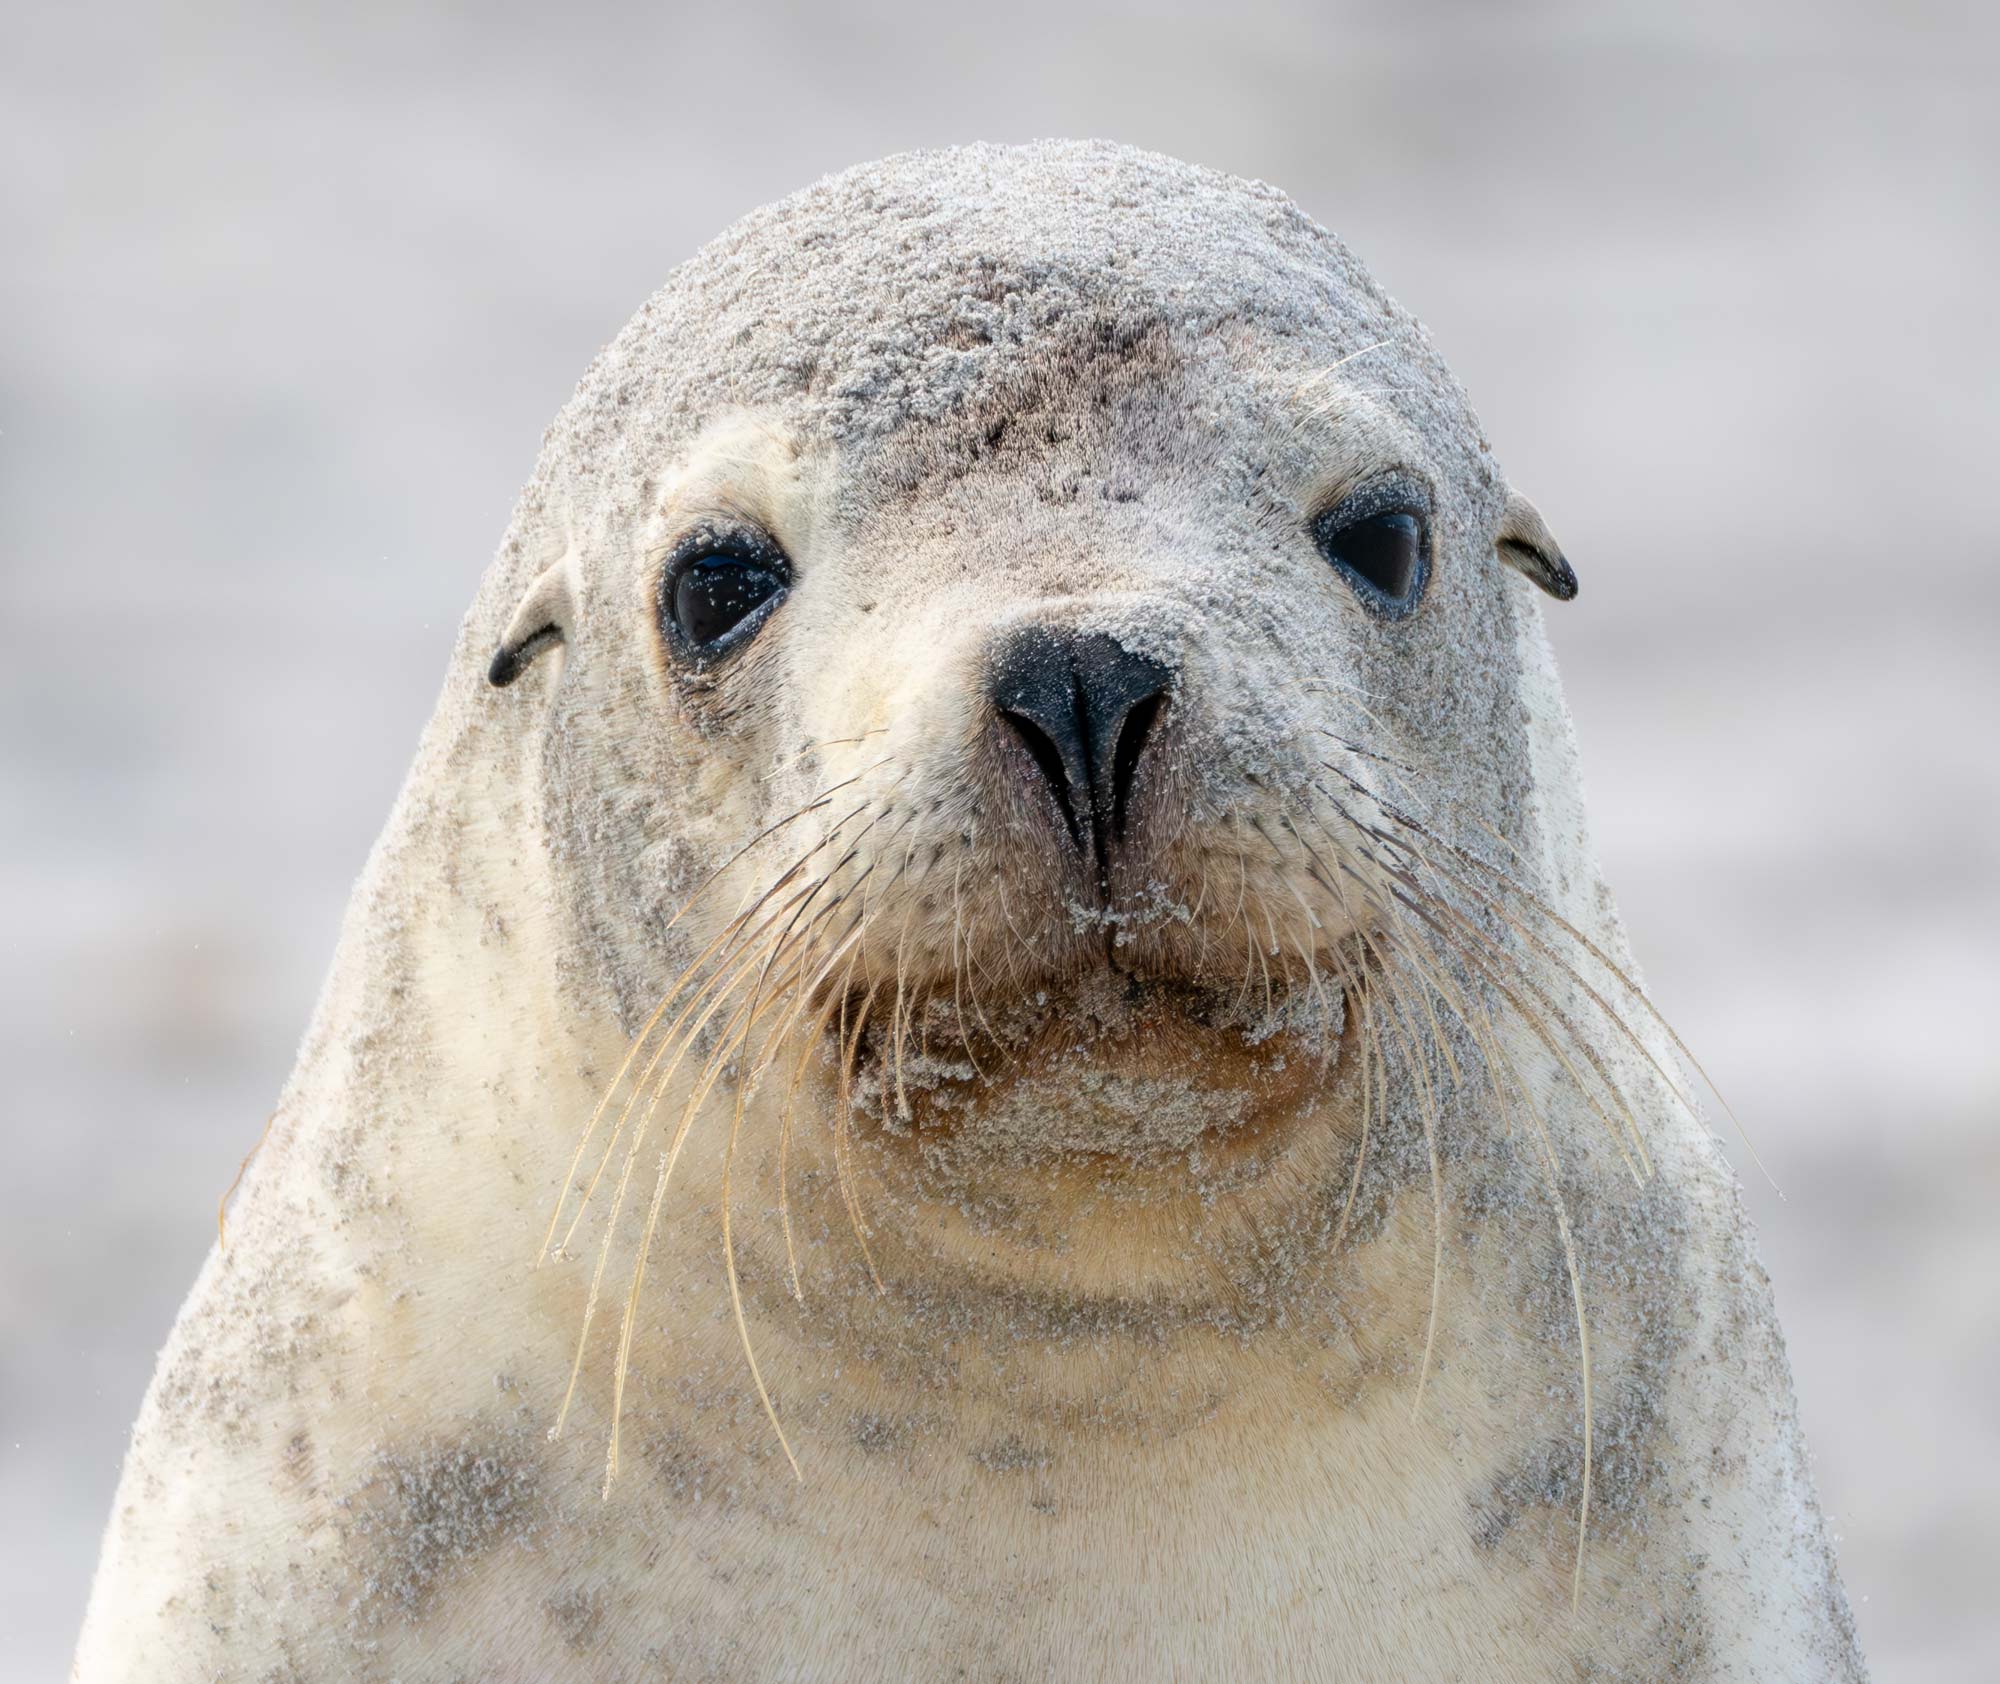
[498, 145, 1575, 1218]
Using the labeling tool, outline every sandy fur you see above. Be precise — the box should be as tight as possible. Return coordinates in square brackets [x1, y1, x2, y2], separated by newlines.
[74, 142, 1862, 1682]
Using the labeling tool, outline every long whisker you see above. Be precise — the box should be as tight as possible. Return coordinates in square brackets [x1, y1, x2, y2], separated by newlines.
[1457, 811, 1775, 1192]
[1398, 863, 1657, 1177]
[948, 851, 986, 1077]
[538, 779, 905, 1262]
[601, 897, 874, 1476]
[1315, 789, 1650, 1185]
[824, 950, 886, 1291]
[1319, 745, 1771, 1188]
[551, 868, 842, 1263]
[716, 914, 829, 1482]
[775, 925, 872, 1298]
[1373, 955, 1446, 1419]
[1458, 978, 1594, 1611]
[552, 802, 899, 1447]
[1307, 847, 1446, 1419]
[1332, 979, 1378, 1253]
[889, 918, 914, 1124]
[725, 885, 881, 1305]
[548, 904, 811, 1443]
[1342, 851, 1597, 1609]
[604, 975, 773, 1490]
[1386, 870, 1646, 1188]
[951, 843, 1003, 1042]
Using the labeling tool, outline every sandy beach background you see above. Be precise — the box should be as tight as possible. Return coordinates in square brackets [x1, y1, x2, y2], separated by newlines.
[4, 2, 1995, 1676]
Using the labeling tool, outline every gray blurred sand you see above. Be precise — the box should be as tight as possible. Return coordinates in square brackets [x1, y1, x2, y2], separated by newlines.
[3, 3, 1995, 1677]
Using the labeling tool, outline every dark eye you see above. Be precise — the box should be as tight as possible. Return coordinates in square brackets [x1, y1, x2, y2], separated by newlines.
[665, 551, 789, 653]
[1315, 503, 1430, 617]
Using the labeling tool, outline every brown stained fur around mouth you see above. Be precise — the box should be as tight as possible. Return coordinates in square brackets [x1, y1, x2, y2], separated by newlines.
[837, 969, 1346, 1170]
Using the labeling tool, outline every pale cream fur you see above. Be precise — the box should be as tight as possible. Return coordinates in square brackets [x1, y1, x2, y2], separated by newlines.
[74, 143, 1862, 1682]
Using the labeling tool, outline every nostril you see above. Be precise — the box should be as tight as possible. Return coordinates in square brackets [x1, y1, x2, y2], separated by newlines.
[1109, 691, 1164, 838]
[987, 625, 1173, 866]
[1000, 707, 1082, 846]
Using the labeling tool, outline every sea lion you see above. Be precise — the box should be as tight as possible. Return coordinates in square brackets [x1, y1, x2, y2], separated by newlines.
[73, 141, 1865, 1681]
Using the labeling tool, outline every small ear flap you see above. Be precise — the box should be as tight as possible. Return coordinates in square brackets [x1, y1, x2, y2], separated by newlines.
[487, 558, 576, 688]
[1497, 489, 1578, 602]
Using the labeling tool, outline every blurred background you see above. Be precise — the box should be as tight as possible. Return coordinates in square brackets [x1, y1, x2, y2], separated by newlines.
[4, 1, 1995, 1676]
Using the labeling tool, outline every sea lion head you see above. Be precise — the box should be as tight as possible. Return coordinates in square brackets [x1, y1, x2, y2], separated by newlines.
[485, 141, 1595, 1318]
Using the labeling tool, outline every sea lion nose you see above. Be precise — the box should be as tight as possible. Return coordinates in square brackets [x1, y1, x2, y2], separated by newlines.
[989, 626, 1172, 866]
